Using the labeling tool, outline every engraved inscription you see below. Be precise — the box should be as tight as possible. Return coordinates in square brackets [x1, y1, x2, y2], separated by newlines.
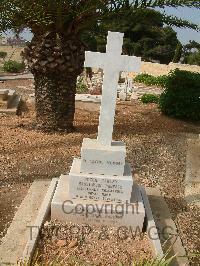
[73, 177, 124, 202]
[83, 159, 123, 166]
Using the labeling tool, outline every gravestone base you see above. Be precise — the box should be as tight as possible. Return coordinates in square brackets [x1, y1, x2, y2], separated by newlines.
[51, 175, 145, 230]
[69, 158, 133, 202]
[0, 89, 20, 114]
[80, 138, 126, 176]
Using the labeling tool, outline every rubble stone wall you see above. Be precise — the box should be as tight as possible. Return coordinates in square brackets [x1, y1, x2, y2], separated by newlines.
[140, 62, 200, 76]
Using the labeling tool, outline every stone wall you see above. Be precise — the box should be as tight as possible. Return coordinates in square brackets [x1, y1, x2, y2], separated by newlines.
[0, 45, 24, 63]
[139, 62, 200, 76]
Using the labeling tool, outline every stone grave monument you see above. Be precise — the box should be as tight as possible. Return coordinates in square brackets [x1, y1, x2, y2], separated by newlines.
[0, 89, 21, 113]
[51, 31, 145, 229]
[119, 74, 133, 101]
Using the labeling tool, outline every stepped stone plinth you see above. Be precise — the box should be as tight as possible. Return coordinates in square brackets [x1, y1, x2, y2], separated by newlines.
[51, 31, 145, 230]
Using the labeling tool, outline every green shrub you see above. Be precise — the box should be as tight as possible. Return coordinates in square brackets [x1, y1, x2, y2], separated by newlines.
[159, 69, 200, 121]
[3, 60, 25, 73]
[134, 73, 168, 88]
[141, 93, 160, 104]
[76, 77, 88, 93]
[155, 75, 168, 88]
[134, 73, 156, 86]
[0, 51, 7, 59]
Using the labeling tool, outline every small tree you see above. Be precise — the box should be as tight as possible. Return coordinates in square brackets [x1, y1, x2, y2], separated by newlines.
[172, 42, 183, 63]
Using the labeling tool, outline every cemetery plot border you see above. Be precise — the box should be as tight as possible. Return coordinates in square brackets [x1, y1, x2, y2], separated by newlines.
[0, 179, 188, 265]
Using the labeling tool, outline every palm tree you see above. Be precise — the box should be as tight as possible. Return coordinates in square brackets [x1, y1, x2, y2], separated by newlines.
[0, 0, 199, 131]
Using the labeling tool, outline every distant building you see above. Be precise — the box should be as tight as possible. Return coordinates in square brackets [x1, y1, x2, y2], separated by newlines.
[0, 36, 8, 45]
[7, 37, 27, 46]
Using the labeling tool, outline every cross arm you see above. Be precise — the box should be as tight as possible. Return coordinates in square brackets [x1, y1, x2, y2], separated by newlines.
[84, 51, 106, 69]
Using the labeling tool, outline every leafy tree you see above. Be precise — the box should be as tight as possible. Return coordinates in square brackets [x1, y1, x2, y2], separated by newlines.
[141, 25, 179, 63]
[173, 42, 183, 63]
[92, 9, 180, 64]
[185, 51, 200, 66]
[184, 40, 200, 51]
[0, 0, 199, 130]
[182, 41, 200, 66]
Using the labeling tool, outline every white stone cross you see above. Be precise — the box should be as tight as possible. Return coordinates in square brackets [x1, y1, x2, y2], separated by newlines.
[84, 31, 141, 146]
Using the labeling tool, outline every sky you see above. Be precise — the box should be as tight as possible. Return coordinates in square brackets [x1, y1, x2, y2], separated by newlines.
[2, 6, 200, 45]
[160, 7, 200, 44]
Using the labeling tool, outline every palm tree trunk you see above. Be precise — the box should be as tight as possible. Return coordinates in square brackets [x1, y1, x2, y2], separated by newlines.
[34, 73, 76, 130]
[23, 32, 85, 131]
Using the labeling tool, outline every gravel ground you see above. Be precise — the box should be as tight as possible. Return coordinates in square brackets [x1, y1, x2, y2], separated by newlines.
[0, 80, 200, 264]
[37, 221, 152, 265]
[177, 207, 200, 266]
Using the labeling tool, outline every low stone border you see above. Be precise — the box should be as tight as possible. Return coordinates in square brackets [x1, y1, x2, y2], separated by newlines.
[0, 179, 57, 265]
[185, 137, 200, 207]
[75, 94, 102, 103]
[144, 187, 189, 266]
[0, 108, 17, 115]
[0, 181, 189, 265]
[22, 178, 58, 263]
[0, 73, 34, 81]
[140, 186, 163, 259]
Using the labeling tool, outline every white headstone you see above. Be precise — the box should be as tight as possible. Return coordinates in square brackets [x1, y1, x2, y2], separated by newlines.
[51, 31, 145, 230]
[85, 31, 141, 146]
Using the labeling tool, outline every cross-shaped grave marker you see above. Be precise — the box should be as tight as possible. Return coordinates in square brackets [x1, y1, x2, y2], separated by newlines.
[85, 31, 141, 146]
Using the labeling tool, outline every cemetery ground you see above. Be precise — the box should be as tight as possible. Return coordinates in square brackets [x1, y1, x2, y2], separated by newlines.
[0, 79, 200, 265]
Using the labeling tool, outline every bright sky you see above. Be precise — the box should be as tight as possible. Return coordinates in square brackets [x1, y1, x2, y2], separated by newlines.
[160, 7, 200, 44]
[3, 6, 200, 45]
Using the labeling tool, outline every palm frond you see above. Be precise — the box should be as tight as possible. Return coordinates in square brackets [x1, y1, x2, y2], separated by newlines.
[162, 13, 200, 30]
[130, 0, 200, 9]
[0, 0, 199, 34]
